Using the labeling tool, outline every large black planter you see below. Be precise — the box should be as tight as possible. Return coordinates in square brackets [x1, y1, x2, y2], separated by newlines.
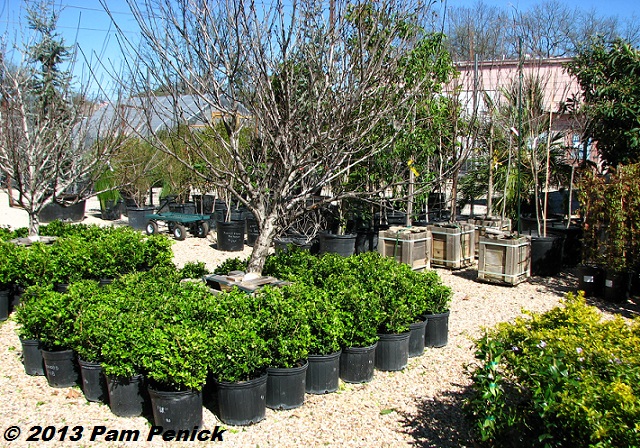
[319, 233, 356, 257]
[211, 200, 228, 230]
[266, 361, 308, 410]
[576, 265, 605, 297]
[0, 289, 8, 321]
[306, 350, 341, 394]
[148, 387, 203, 431]
[355, 229, 379, 254]
[127, 206, 155, 231]
[192, 194, 215, 214]
[274, 236, 315, 253]
[423, 311, 450, 348]
[101, 200, 122, 221]
[339, 342, 377, 384]
[529, 233, 564, 277]
[408, 319, 427, 358]
[216, 220, 245, 252]
[604, 270, 631, 303]
[20, 338, 45, 376]
[41, 349, 79, 388]
[245, 215, 260, 247]
[547, 223, 583, 267]
[39, 197, 86, 223]
[214, 374, 267, 426]
[78, 358, 107, 403]
[375, 332, 410, 371]
[106, 374, 147, 417]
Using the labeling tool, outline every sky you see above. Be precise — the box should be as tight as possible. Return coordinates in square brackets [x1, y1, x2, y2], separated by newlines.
[1, 0, 639, 99]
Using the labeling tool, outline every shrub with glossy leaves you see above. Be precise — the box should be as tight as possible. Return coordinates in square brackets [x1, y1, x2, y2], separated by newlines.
[466, 291, 640, 447]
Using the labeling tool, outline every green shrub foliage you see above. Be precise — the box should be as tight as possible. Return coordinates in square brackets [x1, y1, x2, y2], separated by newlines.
[466, 291, 640, 447]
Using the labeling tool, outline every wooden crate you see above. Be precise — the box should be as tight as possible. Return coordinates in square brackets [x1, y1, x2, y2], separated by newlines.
[378, 226, 431, 270]
[427, 223, 475, 269]
[468, 217, 512, 258]
[477, 234, 531, 285]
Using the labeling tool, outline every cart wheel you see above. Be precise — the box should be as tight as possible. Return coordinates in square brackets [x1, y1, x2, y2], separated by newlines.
[173, 223, 187, 241]
[196, 221, 210, 238]
[146, 220, 158, 235]
[168, 221, 175, 233]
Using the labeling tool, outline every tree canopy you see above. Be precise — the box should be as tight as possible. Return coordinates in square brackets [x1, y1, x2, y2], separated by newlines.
[566, 38, 640, 167]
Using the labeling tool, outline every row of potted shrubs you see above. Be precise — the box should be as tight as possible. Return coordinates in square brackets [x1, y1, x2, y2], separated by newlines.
[6, 222, 452, 427]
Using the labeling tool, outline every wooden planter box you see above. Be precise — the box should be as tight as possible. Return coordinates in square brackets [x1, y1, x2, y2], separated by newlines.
[468, 217, 512, 258]
[478, 234, 531, 285]
[427, 223, 475, 269]
[378, 226, 431, 270]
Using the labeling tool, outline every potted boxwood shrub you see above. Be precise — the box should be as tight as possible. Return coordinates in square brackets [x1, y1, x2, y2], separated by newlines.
[207, 288, 271, 426]
[47, 236, 96, 291]
[67, 280, 111, 402]
[258, 284, 312, 410]
[330, 274, 382, 384]
[422, 281, 453, 348]
[14, 285, 79, 387]
[0, 241, 19, 320]
[299, 285, 344, 394]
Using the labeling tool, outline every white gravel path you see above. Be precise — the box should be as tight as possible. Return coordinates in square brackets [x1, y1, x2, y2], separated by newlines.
[0, 189, 611, 447]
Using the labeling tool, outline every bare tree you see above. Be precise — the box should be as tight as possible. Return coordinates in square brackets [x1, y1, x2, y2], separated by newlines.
[106, 0, 453, 275]
[0, 1, 129, 238]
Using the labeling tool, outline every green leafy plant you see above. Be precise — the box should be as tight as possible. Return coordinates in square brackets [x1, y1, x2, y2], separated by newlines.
[213, 257, 249, 275]
[179, 261, 210, 279]
[208, 288, 270, 382]
[0, 241, 20, 288]
[14, 285, 76, 350]
[257, 285, 311, 368]
[466, 291, 640, 447]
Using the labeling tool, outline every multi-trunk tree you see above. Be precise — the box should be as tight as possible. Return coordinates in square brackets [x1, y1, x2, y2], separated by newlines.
[0, 1, 127, 237]
[110, 0, 456, 275]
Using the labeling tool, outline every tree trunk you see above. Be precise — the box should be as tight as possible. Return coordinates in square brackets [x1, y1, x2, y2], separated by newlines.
[28, 211, 41, 240]
[245, 213, 279, 276]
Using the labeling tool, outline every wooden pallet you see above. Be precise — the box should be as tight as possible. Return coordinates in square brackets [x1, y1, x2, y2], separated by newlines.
[203, 273, 288, 294]
[477, 234, 531, 285]
[378, 226, 431, 270]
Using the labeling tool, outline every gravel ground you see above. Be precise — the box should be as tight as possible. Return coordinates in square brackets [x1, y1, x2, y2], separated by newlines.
[0, 191, 635, 447]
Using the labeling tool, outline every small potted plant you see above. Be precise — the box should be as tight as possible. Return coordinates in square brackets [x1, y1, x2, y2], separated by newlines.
[14, 285, 79, 387]
[0, 241, 19, 320]
[258, 285, 311, 410]
[207, 288, 271, 426]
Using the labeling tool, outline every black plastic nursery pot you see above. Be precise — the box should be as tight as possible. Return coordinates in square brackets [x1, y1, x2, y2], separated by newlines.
[20, 338, 45, 376]
[266, 361, 308, 410]
[216, 220, 245, 252]
[375, 332, 410, 371]
[78, 358, 108, 403]
[604, 270, 631, 303]
[355, 229, 379, 254]
[148, 387, 203, 431]
[306, 350, 341, 395]
[101, 200, 122, 221]
[319, 233, 356, 257]
[127, 207, 155, 231]
[576, 265, 605, 297]
[423, 311, 450, 348]
[529, 233, 564, 277]
[245, 215, 260, 247]
[211, 201, 228, 230]
[214, 373, 267, 426]
[274, 237, 315, 254]
[408, 319, 427, 358]
[41, 349, 79, 388]
[339, 342, 377, 384]
[0, 289, 8, 321]
[106, 374, 147, 417]
[39, 197, 86, 223]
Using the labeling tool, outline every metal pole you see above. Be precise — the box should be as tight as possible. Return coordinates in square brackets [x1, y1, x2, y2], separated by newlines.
[517, 37, 523, 234]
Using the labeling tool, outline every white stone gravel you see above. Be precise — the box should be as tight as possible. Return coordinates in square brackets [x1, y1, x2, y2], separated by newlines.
[0, 190, 591, 447]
